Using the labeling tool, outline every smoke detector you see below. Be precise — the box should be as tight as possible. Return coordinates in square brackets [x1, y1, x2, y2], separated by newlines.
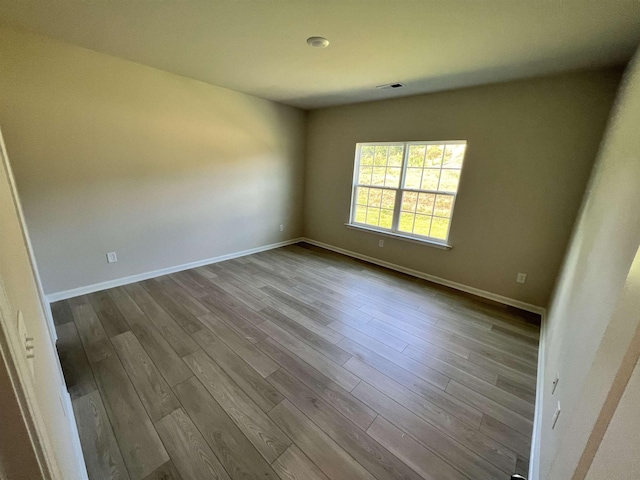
[307, 36, 330, 48]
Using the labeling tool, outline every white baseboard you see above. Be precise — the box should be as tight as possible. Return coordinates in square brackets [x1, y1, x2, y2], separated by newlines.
[301, 237, 546, 316]
[48, 234, 546, 317]
[46, 238, 303, 303]
[529, 310, 547, 480]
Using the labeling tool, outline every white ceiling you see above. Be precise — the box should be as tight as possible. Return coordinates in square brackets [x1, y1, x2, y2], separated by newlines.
[1, 1, 639, 109]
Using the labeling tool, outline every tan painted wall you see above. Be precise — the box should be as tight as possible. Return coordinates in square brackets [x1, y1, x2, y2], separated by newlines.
[586, 357, 640, 479]
[1, 128, 83, 477]
[304, 70, 621, 308]
[0, 27, 306, 296]
[537, 49, 640, 479]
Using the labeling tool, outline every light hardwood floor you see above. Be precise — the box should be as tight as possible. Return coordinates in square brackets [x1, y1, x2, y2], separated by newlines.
[52, 243, 540, 480]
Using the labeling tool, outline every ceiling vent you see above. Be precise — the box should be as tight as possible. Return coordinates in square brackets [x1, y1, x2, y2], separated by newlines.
[376, 82, 405, 90]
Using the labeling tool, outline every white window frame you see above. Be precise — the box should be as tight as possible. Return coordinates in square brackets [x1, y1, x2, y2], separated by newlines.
[347, 140, 467, 248]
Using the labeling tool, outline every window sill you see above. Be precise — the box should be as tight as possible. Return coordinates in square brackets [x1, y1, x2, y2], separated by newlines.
[344, 223, 452, 250]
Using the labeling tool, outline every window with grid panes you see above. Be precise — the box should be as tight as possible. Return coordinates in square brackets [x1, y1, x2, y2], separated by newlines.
[349, 141, 467, 244]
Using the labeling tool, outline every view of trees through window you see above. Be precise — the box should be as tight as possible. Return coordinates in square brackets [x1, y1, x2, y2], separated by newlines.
[350, 141, 467, 242]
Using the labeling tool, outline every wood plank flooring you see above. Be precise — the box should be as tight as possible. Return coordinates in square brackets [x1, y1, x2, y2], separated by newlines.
[53, 243, 540, 480]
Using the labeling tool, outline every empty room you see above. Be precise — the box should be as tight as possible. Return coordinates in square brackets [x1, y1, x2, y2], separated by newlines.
[1, 2, 639, 480]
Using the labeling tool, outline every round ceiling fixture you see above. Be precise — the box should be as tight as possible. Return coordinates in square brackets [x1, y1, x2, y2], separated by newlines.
[307, 36, 330, 48]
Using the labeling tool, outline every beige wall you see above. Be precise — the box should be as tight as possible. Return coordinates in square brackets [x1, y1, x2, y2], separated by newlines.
[586, 357, 640, 479]
[0, 28, 306, 296]
[304, 70, 621, 308]
[1, 127, 83, 477]
[537, 50, 640, 479]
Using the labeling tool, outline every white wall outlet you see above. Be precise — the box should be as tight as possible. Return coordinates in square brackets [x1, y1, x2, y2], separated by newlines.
[106, 252, 118, 263]
[552, 373, 560, 394]
[279, 224, 284, 232]
[378, 239, 384, 247]
[552, 402, 561, 429]
[516, 272, 527, 284]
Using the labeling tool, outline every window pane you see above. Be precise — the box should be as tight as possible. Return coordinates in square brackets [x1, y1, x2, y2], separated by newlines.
[368, 188, 382, 207]
[430, 217, 450, 239]
[443, 144, 465, 168]
[380, 209, 393, 229]
[404, 168, 422, 189]
[401, 191, 418, 212]
[425, 145, 444, 168]
[358, 166, 373, 185]
[360, 146, 374, 166]
[356, 187, 369, 205]
[439, 169, 460, 192]
[421, 169, 440, 191]
[416, 193, 435, 214]
[388, 145, 404, 167]
[366, 207, 380, 226]
[374, 146, 389, 166]
[408, 145, 425, 167]
[399, 212, 415, 233]
[353, 141, 464, 243]
[381, 190, 396, 209]
[354, 205, 367, 223]
[414, 214, 432, 236]
[385, 167, 401, 188]
[372, 167, 386, 186]
[433, 194, 454, 217]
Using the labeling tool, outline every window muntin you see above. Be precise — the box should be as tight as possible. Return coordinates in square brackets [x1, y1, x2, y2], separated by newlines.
[350, 141, 466, 243]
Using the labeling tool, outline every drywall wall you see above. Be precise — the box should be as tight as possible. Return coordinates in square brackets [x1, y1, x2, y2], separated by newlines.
[304, 69, 621, 308]
[1, 127, 84, 477]
[585, 357, 640, 479]
[536, 49, 640, 479]
[0, 27, 305, 296]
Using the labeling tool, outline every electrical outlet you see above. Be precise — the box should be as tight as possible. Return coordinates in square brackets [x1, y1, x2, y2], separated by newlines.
[552, 402, 561, 429]
[279, 224, 284, 232]
[516, 272, 527, 284]
[378, 239, 384, 247]
[106, 252, 118, 263]
[552, 373, 560, 394]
